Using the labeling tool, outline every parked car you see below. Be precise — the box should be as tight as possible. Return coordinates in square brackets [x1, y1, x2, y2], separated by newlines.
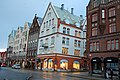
[12, 64, 20, 69]
[1, 63, 6, 67]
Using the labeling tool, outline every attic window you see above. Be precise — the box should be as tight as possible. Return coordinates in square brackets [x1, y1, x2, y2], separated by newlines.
[64, 19, 70, 24]
[75, 23, 80, 27]
[48, 12, 51, 17]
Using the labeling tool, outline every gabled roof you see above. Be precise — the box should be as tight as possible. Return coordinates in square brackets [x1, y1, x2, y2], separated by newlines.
[19, 26, 23, 31]
[27, 22, 32, 28]
[37, 17, 42, 25]
[53, 5, 83, 26]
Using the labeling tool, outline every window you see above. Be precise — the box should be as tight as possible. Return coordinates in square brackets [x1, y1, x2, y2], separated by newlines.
[44, 22, 45, 28]
[96, 42, 100, 51]
[63, 27, 66, 34]
[62, 37, 65, 45]
[92, 28, 97, 36]
[92, 13, 98, 22]
[48, 12, 51, 17]
[52, 27, 55, 33]
[78, 31, 81, 37]
[109, 7, 115, 17]
[78, 41, 80, 47]
[93, 0, 97, 8]
[49, 20, 51, 26]
[90, 43, 93, 51]
[75, 30, 77, 36]
[101, 0, 105, 4]
[45, 38, 48, 45]
[108, 0, 113, 2]
[62, 47, 68, 55]
[52, 18, 54, 26]
[51, 37, 55, 45]
[67, 28, 70, 35]
[66, 38, 69, 45]
[90, 42, 100, 51]
[74, 50, 80, 56]
[107, 39, 119, 50]
[109, 23, 116, 33]
[46, 21, 48, 28]
[74, 40, 77, 47]
[102, 9, 105, 18]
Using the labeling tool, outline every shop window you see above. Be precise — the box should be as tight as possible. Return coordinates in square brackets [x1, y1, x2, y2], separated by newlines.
[48, 59, 53, 69]
[60, 59, 68, 70]
[73, 61, 80, 70]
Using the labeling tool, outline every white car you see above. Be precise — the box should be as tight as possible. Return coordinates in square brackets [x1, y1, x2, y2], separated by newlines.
[12, 64, 21, 69]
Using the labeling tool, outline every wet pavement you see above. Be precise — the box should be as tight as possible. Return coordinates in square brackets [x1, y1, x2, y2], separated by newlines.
[0, 67, 116, 80]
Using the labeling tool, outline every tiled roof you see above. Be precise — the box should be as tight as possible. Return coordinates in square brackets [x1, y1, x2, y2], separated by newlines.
[53, 5, 84, 27]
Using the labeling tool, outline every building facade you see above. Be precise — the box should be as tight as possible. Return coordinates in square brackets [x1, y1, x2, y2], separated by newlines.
[7, 30, 16, 66]
[26, 15, 42, 69]
[37, 3, 87, 71]
[86, 0, 120, 77]
[12, 22, 31, 65]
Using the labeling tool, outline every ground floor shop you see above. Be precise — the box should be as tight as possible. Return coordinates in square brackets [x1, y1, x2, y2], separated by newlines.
[37, 53, 88, 71]
[89, 52, 120, 78]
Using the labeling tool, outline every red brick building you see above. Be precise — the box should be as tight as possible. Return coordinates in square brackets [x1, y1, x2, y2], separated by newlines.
[86, 0, 120, 78]
[0, 52, 7, 62]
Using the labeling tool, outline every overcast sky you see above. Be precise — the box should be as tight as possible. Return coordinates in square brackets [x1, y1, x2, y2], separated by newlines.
[0, 0, 89, 51]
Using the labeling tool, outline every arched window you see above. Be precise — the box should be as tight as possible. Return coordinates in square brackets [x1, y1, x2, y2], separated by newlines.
[60, 59, 68, 70]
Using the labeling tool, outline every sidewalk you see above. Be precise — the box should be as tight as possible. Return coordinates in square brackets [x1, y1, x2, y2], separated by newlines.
[64, 72, 119, 80]
[65, 72, 109, 80]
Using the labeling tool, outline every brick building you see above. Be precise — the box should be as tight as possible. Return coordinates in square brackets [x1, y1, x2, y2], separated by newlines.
[26, 14, 42, 69]
[0, 52, 7, 62]
[86, 0, 120, 78]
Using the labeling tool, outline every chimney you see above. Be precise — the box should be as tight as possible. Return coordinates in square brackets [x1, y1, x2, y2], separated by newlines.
[80, 15, 83, 19]
[71, 8, 74, 15]
[61, 4, 64, 10]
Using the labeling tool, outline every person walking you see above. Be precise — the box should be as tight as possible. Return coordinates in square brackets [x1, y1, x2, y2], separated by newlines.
[0, 62, 2, 69]
[110, 68, 113, 79]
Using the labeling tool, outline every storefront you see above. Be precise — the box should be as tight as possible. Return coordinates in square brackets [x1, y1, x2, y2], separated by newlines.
[91, 57, 102, 74]
[104, 57, 119, 77]
[37, 53, 88, 71]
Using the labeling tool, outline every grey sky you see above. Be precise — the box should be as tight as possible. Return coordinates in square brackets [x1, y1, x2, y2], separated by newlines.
[0, 0, 89, 51]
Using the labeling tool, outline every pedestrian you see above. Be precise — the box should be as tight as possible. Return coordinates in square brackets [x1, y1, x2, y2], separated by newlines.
[110, 68, 113, 79]
[106, 69, 109, 79]
[0, 62, 2, 69]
